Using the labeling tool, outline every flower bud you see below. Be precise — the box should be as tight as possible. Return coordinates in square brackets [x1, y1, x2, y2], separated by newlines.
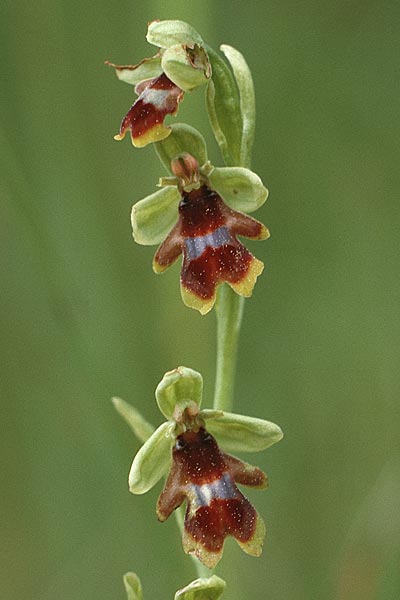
[174, 575, 226, 600]
[161, 44, 211, 92]
[123, 573, 143, 600]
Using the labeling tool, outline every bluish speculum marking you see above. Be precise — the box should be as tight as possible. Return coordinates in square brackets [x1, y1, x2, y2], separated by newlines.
[190, 472, 238, 507]
[184, 226, 231, 260]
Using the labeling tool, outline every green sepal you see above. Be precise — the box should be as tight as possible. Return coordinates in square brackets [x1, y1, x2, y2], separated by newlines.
[156, 366, 203, 420]
[131, 186, 180, 246]
[108, 55, 163, 86]
[112, 397, 155, 443]
[147, 20, 204, 49]
[205, 46, 242, 167]
[161, 44, 211, 92]
[123, 572, 143, 600]
[207, 166, 268, 213]
[174, 576, 226, 600]
[220, 45, 255, 168]
[155, 124, 208, 174]
[202, 410, 283, 452]
[128, 421, 175, 494]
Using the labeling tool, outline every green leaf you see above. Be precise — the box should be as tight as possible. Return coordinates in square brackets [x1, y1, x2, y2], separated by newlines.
[131, 186, 180, 246]
[203, 410, 283, 452]
[220, 45, 256, 168]
[123, 572, 143, 600]
[155, 124, 208, 174]
[107, 55, 163, 86]
[205, 46, 242, 167]
[174, 576, 226, 600]
[147, 20, 204, 49]
[156, 366, 203, 420]
[207, 166, 268, 213]
[112, 397, 155, 443]
[128, 421, 175, 494]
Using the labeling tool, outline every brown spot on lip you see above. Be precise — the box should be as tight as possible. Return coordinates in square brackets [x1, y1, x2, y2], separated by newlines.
[182, 243, 253, 300]
[174, 428, 226, 483]
[186, 497, 257, 552]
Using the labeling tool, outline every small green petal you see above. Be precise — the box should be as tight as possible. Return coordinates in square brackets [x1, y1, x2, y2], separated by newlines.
[128, 421, 175, 494]
[207, 166, 268, 213]
[220, 45, 255, 168]
[156, 366, 203, 420]
[202, 410, 283, 452]
[131, 186, 180, 246]
[112, 397, 155, 443]
[174, 576, 226, 600]
[155, 124, 208, 174]
[107, 55, 163, 86]
[147, 20, 204, 49]
[123, 573, 143, 600]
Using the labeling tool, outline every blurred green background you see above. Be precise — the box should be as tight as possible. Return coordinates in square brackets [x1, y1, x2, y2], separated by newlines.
[1, 1, 399, 598]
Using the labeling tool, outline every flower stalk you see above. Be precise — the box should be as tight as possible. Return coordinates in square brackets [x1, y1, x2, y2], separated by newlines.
[213, 286, 244, 411]
[107, 18, 282, 599]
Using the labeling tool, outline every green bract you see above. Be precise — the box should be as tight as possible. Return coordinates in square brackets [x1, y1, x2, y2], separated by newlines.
[206, 46, 243, 167]
[220, 45, 256, 168]
[123, 573, 143, 600]
[114, 367, 283, 497]
[174, 576, 226, 600]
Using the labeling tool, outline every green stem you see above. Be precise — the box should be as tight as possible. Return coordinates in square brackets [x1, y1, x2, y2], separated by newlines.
[213, 285, 245, 411]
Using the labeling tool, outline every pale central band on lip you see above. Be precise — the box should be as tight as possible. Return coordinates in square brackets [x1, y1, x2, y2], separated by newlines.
[189, 472, 238, 507]
[184, 226, 232, 260]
